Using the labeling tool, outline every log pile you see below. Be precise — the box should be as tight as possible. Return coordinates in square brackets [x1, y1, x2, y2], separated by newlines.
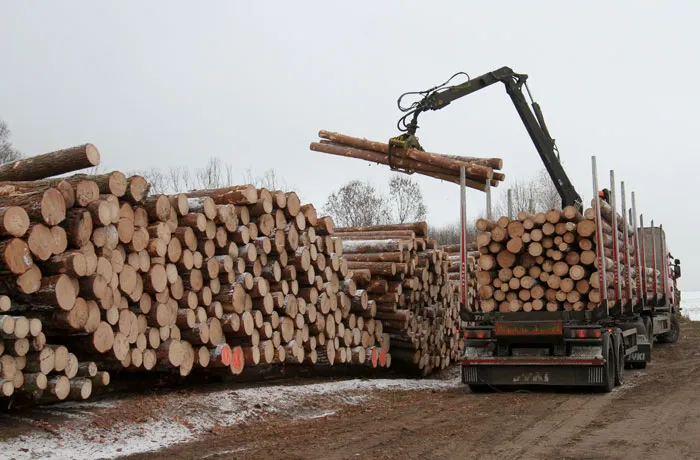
[310, 131, 505, 191]
[0, 143, 420, 406]
[475, 203, 639, 313]
[333, 222, 462, 375]
[0, 304, 105, 401]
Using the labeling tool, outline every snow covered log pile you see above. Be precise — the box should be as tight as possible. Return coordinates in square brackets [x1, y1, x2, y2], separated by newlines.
[333, 223, 463, 376]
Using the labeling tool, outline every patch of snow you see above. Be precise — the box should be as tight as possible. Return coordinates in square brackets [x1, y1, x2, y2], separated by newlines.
[300, 410, 338, 420]
[201, 447, 248, 459]
[0, 376, 461, 460]
[681, 291, 700, 320]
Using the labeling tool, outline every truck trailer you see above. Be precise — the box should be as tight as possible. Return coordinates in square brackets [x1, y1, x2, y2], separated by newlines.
[460, 164, 681, 392]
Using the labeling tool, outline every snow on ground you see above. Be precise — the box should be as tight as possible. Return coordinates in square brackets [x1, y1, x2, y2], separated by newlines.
[681, 291, 700, 320]
[0, 376, 461, 460]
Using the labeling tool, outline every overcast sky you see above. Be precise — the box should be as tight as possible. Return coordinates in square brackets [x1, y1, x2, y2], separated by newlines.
[1, 1, 699, 290]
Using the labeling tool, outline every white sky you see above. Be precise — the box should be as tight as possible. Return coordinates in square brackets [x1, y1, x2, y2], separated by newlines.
[1, 1, 699, 289]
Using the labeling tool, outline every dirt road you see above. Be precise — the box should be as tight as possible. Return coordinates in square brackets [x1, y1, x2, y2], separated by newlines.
[3, 320, 700, 460]
[124, 320, 700, 460]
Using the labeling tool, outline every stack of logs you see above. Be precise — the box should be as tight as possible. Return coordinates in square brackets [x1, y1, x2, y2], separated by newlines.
[310, 130, 505, 191]
[475, 201, 640, 313]
[333, 222, 463, 375]
[0, 143, 413, 405]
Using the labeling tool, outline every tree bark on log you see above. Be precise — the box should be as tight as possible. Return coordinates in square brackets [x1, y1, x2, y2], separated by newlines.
[186, 186, 258, 205]
[0, 188, 66, 226]
[317, 131, 498, 179]
[0, 144, 100, 181]
[334, 222, 428, 237]
[310, 141, 491, 190]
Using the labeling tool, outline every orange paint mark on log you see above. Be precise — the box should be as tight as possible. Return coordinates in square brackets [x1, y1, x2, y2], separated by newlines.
[231, 347, 243, 370]
[222, 344, 232, 366]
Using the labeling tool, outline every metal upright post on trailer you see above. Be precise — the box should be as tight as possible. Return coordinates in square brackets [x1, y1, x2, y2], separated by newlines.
[660, 224, 668, 305]
[639, 214, 648, 304]
[650, 221, 658, 303]
[486, 181, 493, 221]
[631, 193, 644, 309]
[592, 157, 609, 314]
[620, 182, 633, 308]
[460, 166, 469, 310]
[609, 171, 622, 304]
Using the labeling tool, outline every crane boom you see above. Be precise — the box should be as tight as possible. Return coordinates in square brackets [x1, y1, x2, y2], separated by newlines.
[396, 66, 582, 211]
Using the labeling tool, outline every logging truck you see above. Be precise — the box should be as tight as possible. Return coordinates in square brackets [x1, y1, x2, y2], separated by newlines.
[387, 66, 682, 391]
[461, 216, 681, 392]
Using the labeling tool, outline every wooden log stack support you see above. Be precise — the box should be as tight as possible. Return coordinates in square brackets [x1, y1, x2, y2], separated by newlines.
[474, 203, 640, 313]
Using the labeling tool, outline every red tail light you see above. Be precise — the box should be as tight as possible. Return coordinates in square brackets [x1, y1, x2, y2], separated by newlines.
[570, 328, 601, 339]
[464, 329, 492, 339]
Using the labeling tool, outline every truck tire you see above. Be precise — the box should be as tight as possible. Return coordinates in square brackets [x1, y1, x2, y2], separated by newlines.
[643, 316, 653, 352]
[614, 341, 625, 386]
[598, 345, 615, 393]
[468, 384, 492, 393]
[657, 314, 680, 344]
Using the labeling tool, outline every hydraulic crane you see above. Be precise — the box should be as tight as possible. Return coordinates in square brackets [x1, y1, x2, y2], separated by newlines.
[389, 66, 583, 211]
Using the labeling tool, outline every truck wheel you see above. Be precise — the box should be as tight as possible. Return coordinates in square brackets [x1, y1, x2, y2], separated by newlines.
[657, 314, 680, 344]
[643, 316, 653, 351]
[615, 342, 625, 386]
[598, 346, 615, 393]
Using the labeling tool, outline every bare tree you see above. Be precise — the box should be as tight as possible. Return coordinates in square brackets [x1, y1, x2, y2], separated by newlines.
[241, 168, 289, 191]
[531, 168, 561, 211]
[180, 167, 194, 191]
[493, 177, 535, 218]
[224, 163, 235, 188]
[87, 164, 104, 176]
[388, 174, 427, 223]
[195, 157, 223, 189]
[431, 220, 477, 246]
[493, 168, 562, 217]
[167, 166, 183, 193]
[0, 119, 22, 164]
[127, 159, 292, 198]
[323, 180, 390, 227]
[135, 168, 167, 195]
[241, 168, 256, 187]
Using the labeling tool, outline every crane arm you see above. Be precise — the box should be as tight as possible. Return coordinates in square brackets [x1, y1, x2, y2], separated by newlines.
[397, 66, 582, 211]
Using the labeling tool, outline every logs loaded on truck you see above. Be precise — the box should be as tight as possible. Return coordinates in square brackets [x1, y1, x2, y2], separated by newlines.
[461, 158, 682, 393]
[0, 143, 464, 407]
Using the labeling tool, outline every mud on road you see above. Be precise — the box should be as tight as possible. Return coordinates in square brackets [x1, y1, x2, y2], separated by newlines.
[3, 319, 700, 460]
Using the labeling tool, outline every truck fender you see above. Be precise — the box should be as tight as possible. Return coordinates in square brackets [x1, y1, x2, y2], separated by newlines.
[618, 320, 646, 345]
